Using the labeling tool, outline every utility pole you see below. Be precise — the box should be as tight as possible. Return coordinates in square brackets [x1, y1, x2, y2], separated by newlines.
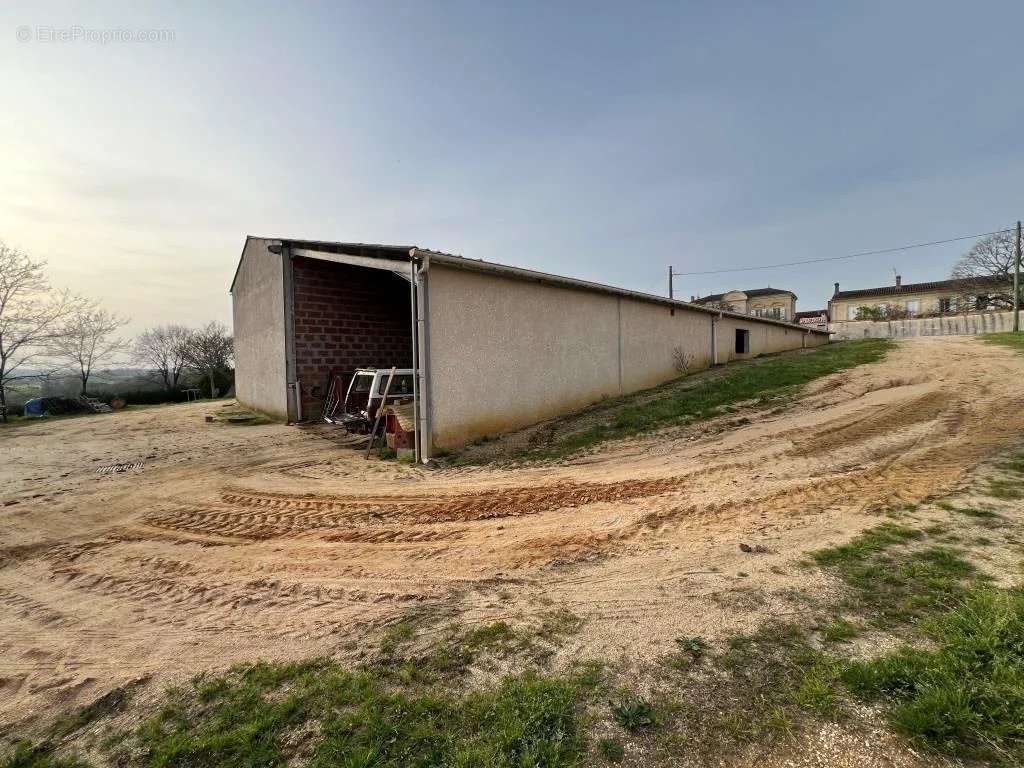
[1015, 220, 1021, 333]
[668, 265, 674, 301]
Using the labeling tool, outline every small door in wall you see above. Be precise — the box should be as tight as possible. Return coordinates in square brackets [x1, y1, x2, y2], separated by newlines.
[735, 328, 750, 354]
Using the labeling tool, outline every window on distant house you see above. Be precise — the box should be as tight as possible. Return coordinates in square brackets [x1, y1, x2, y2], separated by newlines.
[939, 297, 954, 313]
[847, 305, 858, 320]
[974, 295, 989, 310]
[735, 328, 750, 354]
[906, 300, 920, 316]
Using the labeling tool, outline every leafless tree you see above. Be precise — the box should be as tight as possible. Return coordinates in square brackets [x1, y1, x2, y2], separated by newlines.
[182, 321, 233, 397]
[133, 324, 192, 390]
[0, 241, 75, 421]
[51, 304, 130, 395]
[951, 231, 1018, 309]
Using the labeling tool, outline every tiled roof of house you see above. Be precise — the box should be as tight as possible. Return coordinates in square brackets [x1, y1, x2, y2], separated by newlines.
[794, 309, 827, 320]
[833, 276, 1008, 300]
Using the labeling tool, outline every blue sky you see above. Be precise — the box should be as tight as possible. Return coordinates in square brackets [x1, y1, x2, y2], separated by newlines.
[2, 1, 1023, 333]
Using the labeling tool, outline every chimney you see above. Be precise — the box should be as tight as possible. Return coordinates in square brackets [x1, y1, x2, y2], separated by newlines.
[690, 295, 695, 302]
[833, 282, 840, 296]
[895, 274, 902, 288]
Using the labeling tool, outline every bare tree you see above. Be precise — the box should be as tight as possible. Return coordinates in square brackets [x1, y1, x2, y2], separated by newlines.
[51, 304, 130, 395]
[182, 321, 233, 397]
[951, 231, 1018, 309]
[0, 242, 75, 421]
[133, 324, 192, 390]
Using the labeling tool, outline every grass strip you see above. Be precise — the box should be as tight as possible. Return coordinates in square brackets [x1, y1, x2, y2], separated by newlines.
[528, 339, 891, 458]
[843, 588, 1024, 764]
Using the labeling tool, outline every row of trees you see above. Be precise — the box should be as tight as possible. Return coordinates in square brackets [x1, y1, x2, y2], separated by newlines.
[133, 322, 234, 397]
[0, 240, 232, 419]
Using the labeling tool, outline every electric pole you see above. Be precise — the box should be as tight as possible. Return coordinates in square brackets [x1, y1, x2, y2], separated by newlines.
[1015, 221, 1021, 333]
[668, 265, 674, 301]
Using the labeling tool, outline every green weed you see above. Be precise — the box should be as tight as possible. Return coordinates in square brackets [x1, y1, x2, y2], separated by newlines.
[610, 697, 658, 732]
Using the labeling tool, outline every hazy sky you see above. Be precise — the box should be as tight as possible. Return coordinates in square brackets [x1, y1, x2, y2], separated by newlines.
[3, 1, 1023, 334]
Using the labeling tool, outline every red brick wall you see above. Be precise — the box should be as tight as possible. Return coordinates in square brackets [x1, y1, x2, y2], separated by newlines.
[291, 257, 413, 419]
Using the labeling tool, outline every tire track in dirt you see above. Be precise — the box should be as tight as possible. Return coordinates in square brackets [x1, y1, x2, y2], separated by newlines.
[221, 475, 693, 525]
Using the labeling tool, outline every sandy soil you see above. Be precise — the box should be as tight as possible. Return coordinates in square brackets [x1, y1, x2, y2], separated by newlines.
[2, 336, 1024, 739]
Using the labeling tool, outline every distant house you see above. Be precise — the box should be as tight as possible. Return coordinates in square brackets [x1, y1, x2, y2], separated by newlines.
[828, 275, 1012, 323]
[692, 288, 797, 321]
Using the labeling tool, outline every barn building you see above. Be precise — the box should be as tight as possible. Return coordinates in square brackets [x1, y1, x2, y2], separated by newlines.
[229, 237, 829, 460]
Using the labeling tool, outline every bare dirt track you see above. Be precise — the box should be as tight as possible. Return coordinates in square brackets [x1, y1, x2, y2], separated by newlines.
[2, 336, 1024, 733]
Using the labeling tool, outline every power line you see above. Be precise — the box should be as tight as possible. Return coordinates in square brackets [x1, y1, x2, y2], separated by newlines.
[670, 227, 1014, 277]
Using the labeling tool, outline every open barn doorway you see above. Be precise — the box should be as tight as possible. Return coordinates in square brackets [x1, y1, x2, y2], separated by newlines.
[290, 256, 413, 421]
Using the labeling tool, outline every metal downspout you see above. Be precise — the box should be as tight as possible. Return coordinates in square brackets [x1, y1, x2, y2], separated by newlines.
[409, 257, 420, 463]
[412, 250, 433, 462]
[283, 244, 299, 422]
[711, 313, 720, 366]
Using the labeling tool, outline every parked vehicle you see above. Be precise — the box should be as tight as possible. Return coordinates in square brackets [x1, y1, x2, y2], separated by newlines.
[324, 368, 414, 432]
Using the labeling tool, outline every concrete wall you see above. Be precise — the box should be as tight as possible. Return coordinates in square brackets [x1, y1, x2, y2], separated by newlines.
[231, 238, 289, 420]
[831, 310, 1019, 340]
[424, 264, 827, 450]
[291, 259, 413, 419]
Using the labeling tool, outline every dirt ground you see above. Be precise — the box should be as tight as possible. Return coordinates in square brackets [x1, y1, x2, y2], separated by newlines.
[3, 336, 1024, 748]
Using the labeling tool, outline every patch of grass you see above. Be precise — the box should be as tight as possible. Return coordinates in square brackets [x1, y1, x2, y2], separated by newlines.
[988, 479, 1024, 500]
[842, 587, 1024, 764]
[379, 618, 417, 656]
[951, 505, 1002, 521]
[811, 523, 922, 568]
[597, 737, 625, 762]
[650, 621, 849, 756]
[997, 456, 1024, 474]
[525, 339, 891, 458]
[376, 614, 582, 686]
[0, 743, 91, 768]
[812, 525, 982, 626]
[570, 660, 609, 692]
[129, 659, 587, 768]
[981, 331, 1024, 354]
[610, 697, 658, 732]
[818, 616, 861, 644]
[51, 682, 140, 738]
[463, 620, 520, 653]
